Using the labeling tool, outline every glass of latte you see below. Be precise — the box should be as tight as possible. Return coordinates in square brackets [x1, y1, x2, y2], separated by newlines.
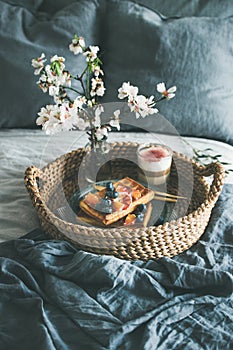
[137, 143, 173, 185]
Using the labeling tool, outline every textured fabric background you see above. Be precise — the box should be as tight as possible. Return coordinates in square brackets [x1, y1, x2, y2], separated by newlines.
[0, 183, 233, 350]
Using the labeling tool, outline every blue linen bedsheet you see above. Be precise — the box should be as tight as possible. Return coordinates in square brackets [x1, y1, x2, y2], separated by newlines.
[0, 184, 233, 350]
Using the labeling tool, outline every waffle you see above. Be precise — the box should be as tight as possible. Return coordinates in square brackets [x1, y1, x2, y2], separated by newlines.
[77, 202, 153, 228]
[79, 177, 154, 225]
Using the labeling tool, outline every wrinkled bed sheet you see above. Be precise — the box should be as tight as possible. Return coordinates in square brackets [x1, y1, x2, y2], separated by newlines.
[0, 183, 232, 350]
[0, 129, 233, 242]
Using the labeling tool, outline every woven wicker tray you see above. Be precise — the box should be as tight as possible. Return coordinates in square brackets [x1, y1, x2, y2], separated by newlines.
[24, 142, 225, 261]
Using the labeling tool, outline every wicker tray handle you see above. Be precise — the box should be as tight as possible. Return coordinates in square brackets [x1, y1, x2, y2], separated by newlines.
[24, 165, 43, 206]
[192, 161, 225, 205]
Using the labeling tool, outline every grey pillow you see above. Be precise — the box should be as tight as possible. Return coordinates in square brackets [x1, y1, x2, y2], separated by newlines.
[133, 0, 233, 18]
[0, 0, 44, 11]
[101, 0, 233, 144]
[38, 0, 78, 15]
[0, 0, 100, 128]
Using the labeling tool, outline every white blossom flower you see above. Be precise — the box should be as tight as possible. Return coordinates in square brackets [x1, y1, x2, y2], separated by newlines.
[31, 53, 46, 75]
[141, 95, 158, 116]
[95, 126, 110, 141]
[91, 77, 97, 90]
[128, 95, 158, 118]
[44, 65, 56, 82]
[109, 119, 120, 130]
[36, 105, 51, 126]
[72, 96, 86, 110]
[128, 95, 146, 118]
[118, 82, 159, 118]
[93, 65, 104, 77]
[37, 104, 55, 118]
[84, 46, 99, 62]
[157, 82, 177, 99]
[79, 37, 85, 47]
[93, 105, 104, 127]
[53, 95, 63, 104]
[50, 55, 66, 72]
[45, 118, 68, 134]
[36, 103, 75, 134]
[87, 99, 96, 107]
[109, 109, 121, 130]
[69, 36, 85, 55]
[37, 78, 48, 93]
[69, 105, 90, 131]
[38, 62, 71, 97]
[96, 85, 105, 96]
[58, 104, 75, 131]
[36, 105, 59, 134]
[90, 77, 105, 97]
[48, 85, 60, 97]
[57, 71, 71, 87]
[118, 82, 138, 100]
[68, 100, 89, 131]
[38, 67, 57, 93]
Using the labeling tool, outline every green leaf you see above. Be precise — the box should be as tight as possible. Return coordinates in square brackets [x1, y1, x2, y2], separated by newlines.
[55, 62, 60, 75]
[220, 162, 231, 165]
[50, 61, 60, 75]
[196, 154, 209, 158]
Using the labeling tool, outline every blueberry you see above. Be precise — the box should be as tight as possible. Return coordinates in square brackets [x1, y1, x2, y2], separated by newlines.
[105, 190, 118, 199]
[134, 207, 141, 215]
[103, 198, 112, 207]
[111, 191, 119, 198]
[136, 213, 144, 223]
[137, 204, 147, 213]
[106, 182, 114, 191]
[105, 190, 112, 198]
[134, 204, 146, 216]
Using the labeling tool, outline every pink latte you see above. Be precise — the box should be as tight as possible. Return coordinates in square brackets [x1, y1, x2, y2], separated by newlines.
[137, 144, 172, 185]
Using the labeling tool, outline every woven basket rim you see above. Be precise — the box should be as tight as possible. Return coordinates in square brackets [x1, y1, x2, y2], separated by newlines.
[25, 141, 225, 235]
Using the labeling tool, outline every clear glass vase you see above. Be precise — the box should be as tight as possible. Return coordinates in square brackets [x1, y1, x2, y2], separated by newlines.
[84, 139, 112, 184]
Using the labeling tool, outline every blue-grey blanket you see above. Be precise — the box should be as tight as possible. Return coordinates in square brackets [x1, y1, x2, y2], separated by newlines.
[0, 185, 233, 350]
